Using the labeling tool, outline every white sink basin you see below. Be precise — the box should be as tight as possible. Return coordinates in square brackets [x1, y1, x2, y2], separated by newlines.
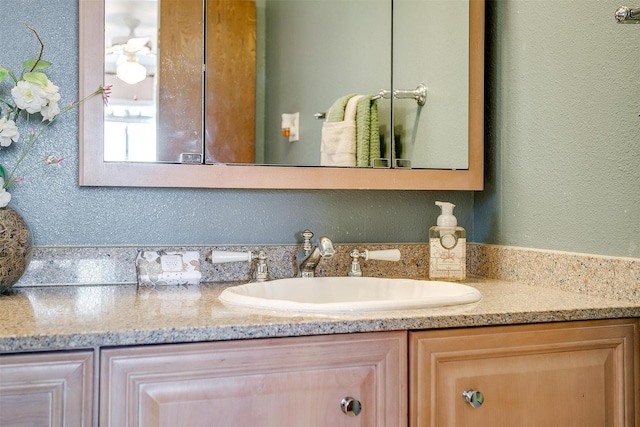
[219, 277, 482, 312]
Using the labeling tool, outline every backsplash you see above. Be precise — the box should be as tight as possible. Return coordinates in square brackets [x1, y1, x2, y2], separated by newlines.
[17, 244, 431, 287]
[14, 243, 640, 303]
[468, 244, 639, 302]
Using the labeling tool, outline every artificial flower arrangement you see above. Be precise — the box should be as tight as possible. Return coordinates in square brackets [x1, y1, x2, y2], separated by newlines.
[0, 26, 110, 208]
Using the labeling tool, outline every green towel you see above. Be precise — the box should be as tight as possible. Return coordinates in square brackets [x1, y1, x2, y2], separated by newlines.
[369, 99, 380, 162]
[355, 96, 381, 167]
[326, 94, 356, 122]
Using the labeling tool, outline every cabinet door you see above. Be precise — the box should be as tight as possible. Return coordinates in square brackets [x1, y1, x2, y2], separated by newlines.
[101, 331, 407, 427]
[410, 319, 639, 427]
[0, 351, 94, 427]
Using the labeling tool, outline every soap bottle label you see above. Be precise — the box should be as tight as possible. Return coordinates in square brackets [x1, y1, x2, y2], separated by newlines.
[429, 235, 466, 280]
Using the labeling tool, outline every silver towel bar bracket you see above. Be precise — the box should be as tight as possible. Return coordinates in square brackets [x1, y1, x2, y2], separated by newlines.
[315, 84, 427, 119]
[615, 6, 640, 23]
[393, 83, 427, 106]
[369, 84, 427, 106]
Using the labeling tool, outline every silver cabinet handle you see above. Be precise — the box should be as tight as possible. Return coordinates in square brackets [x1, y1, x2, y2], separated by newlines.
[462, 389, 484, 408]
[340, 397, 362, 416]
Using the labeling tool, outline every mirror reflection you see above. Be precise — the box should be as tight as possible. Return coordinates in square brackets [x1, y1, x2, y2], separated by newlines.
[104, 0, 471, 169]
[394, 0, 469, 169]
[104, 0, 392, 167]
[104, 0, 158, 162]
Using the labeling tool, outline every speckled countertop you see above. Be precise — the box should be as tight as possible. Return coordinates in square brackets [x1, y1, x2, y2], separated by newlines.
[1, 277, 638, 354]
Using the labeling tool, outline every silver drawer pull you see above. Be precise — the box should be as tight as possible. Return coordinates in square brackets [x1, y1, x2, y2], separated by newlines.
[340, 397, 362, 416]
[462, 389, 484, 408]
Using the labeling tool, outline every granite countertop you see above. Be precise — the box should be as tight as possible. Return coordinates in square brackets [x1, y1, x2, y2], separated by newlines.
[0, 277, 638, 354]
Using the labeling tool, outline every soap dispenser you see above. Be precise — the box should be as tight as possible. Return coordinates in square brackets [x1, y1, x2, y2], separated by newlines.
[429, 201, 466, 280]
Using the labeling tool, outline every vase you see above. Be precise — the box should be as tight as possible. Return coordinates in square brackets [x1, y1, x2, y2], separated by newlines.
[0, 207, 33, 294]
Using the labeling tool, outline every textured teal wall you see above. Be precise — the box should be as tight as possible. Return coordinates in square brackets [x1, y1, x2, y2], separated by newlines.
[6, 0, 637, 258]
[475, 0, 640, 258]
[0, 0, 473, 247]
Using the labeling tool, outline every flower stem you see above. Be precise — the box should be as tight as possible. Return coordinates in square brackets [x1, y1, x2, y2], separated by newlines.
[25, 25, 45, 72]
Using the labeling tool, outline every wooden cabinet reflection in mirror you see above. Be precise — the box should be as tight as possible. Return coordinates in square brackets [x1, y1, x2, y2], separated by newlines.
[113, 0, 255, 164]
[158, 0, 256, 164]
[205, 1, 256, 164]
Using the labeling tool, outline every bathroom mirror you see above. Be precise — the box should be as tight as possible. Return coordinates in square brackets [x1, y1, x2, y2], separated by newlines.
[79, 0, 484, 190]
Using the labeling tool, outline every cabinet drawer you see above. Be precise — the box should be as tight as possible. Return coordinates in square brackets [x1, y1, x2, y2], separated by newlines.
[410, 319, 638, 427]
[101, 331, 407, 427]
[0, 350, 94, 427]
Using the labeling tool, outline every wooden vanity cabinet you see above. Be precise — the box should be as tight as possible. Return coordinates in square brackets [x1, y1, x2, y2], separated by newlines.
[409, 318, 639, 427]
[0, 350, 94, 427]
[100, 331, 407, 427]
[0, 318, 635, 426]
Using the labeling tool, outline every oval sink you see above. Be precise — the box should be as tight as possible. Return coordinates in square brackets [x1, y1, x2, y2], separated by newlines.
[219, 277, 481, 312]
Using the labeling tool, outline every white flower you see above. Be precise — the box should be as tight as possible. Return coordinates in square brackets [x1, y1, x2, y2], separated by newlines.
[0, 27, 106, 202]
[0, 178, 11, 208]
[40, 100, 60, 121]
[40, 79, 61, 121]
[0, 116, 19, 147]
[11, 80, 48, 115]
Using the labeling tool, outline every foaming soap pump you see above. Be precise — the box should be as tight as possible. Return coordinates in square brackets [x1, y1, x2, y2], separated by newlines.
[429, 201, 466, 281]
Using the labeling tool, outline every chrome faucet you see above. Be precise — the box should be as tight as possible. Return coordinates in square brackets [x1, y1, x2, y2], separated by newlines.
[296, 229, 335, 277]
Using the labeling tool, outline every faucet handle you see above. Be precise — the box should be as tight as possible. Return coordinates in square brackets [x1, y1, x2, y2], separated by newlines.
[208, 250, 252, 263]
[208, 250, 270, 282]
[364, 249, 401, 262]
[348, 248, 365, 277]
[301, 229, 314, 253]
[347, 248, 402, 277]
[252, 250, 270, 282]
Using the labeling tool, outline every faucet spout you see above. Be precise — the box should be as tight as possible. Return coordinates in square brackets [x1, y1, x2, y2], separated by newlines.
[317, 235, 336, 258]
[297, 230, 335, 277]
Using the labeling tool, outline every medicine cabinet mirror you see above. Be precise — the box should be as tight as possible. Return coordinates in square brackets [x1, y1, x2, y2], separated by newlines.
[79, 0, 484, 190]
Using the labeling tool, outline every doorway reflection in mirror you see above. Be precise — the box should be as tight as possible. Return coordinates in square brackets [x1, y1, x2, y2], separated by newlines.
[104, 0, 158, 162]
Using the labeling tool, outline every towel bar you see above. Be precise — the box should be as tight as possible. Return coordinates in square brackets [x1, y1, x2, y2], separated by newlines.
[372, 89, 393, 101]
[615, 6, 640, 23]
[315, 84, 427, 119]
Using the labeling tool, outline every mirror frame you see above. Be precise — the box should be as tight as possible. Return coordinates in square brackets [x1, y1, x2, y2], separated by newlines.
[79, 0, 484, 190]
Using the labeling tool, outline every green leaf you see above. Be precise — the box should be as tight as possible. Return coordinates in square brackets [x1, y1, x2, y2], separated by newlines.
[0, 165, 6, 182]
[22, 58, 51, 70]
[23, 72, 48, 86]
[0, 67, 10, 84]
